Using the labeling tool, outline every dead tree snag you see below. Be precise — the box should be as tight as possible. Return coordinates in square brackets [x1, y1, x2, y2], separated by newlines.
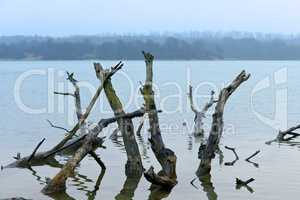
[196, 70, 250, 177]
[141, 51, 177, 188]
[42, 109, 146, 194]
[94, 62, 143, 176]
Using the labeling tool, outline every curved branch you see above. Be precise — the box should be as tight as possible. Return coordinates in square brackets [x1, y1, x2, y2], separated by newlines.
[188, 85, 199, 113]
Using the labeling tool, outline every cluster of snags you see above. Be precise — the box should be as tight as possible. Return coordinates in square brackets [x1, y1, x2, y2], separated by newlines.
[2, 52, 298, 198]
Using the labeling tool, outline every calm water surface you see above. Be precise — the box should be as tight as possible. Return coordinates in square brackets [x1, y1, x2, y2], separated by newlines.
[0, 60, 300, 200]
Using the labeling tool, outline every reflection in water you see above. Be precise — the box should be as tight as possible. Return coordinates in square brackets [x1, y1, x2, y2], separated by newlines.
[86, 169, 106, 200]
[111, 137, 126, 153]
[277, 140, 300, 147]
[115, 174, 142, 200]
[46, 191, 76, 200]
[215, 147, 224, 166]
[198, 173, 218, 200]
[45, 169, 106, 200]
[26, 155, 106, 200]
[235, 178, 255, 194]
[27, 166, 47, 185]
[70, 173, 94, 192]
[147, 185, 172, 200]
[224, 158, 238, 166]
[236, 183, 255, 193]
[137, 134, 150, 161]
[67, 169, 106, 200]
[187, 135, 193, 151]
[245, 160, 259, 168]
[26, 165, 77, 200]
[111, 131, 150, 162]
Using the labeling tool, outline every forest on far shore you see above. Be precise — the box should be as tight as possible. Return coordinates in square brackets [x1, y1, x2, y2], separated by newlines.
[1, 32, 300, 60]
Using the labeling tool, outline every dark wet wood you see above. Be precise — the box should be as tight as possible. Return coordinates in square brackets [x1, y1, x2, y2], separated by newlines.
[197, 70, 250, 177]
[94, 62, 143, 176]
[141, 51, 177, 188]
[42, 109, 145, 194]
[266, 124, 300, 144]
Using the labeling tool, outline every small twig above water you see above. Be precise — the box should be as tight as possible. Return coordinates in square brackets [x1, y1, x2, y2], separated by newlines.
[224, 145, 239, 166]
[47, 119, 70, 133]
[235, 178, 255, 193]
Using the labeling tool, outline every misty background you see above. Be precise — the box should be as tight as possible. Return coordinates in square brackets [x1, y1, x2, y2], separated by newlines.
[1, 0, 300, 60]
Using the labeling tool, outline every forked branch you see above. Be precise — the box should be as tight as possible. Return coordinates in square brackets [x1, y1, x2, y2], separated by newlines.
[197, 70, 250, 176]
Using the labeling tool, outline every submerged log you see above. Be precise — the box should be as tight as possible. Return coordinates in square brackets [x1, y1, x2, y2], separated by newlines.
[199, 173, 218, 200]
[196, 70, 250, 176]
[266, 124, 300, 144]
[94, 62, 143, 176]
[42, 109, 146, 194]
[115, 174, 142, 200]
[188, 86, 217, 136]
[141, 51, 177, 188]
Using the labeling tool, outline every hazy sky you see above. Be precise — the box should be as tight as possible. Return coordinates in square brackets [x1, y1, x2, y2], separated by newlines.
[1, 0, 299, 36]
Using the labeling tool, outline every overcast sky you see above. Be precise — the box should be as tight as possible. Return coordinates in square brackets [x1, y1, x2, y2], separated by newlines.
[0, 0, 299, 36]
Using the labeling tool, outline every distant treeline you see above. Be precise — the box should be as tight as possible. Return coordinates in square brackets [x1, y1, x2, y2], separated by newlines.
[1, 33, 300, 60]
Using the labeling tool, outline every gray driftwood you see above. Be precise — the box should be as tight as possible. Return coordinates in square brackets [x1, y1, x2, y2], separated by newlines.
[141, 51, 177, 188]
[196, 70, 250, 176]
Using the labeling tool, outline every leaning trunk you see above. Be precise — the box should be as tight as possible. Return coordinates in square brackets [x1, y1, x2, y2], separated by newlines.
[94, 62, 143, 176]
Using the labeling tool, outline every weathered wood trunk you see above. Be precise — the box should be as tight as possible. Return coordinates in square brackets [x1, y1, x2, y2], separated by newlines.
[141, 51, 177, 188]
[198, 173, 218, 200]
[196, 70, 250, 177]
[42, 109, 146, 194]
[94, 62, 143, 176]
[115, 174, 142, 200]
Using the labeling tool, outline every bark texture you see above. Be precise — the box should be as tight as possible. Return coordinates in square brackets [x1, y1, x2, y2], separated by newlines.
[42, 109, 145, 194]
[197, 70, 250, 177]
[94, 62, 143, 176]
[141, 51, 177, 188]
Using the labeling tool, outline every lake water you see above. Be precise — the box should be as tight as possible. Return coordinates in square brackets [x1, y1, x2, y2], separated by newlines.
[1, 60, 300, 200]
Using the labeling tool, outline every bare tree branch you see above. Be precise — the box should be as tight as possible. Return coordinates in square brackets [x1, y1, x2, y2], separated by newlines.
[266, 124, 300, 144]
[197, 70, 250, 177]
[188, 86, 217, 137]
[94, 61, 143, 176]
[28, 138, 46, 163]
[47, 120, 70, 133]
[188, 85, 199, 113]
[42, 108, 145, 194]
[54, 91, 75, 97]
